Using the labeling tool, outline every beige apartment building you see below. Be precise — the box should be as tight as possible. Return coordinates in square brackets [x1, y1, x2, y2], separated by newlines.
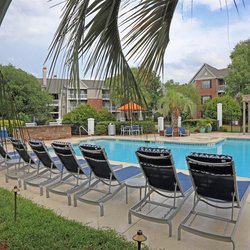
[38, 67, 118, 120]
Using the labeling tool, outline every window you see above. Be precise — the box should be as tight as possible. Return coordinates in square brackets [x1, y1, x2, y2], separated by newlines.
[202, 80, 211, 89]
[201, 96, 211, 104]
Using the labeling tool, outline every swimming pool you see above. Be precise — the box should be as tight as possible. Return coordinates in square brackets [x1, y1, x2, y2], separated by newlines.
[73, 138, 250, 178]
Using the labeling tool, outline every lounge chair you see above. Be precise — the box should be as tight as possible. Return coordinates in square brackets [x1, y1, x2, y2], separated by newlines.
[129, 147, 193, 237]
[5, 138, 40, 187]
[165, 127, 173, 137]
[23, 140, 63, 195]
[0, 143, 20, 170]
[46, 141, 90, 205]
[74, 144, 142, 216]
[178, 153, 250, 250]
[179, 127, 188, 136]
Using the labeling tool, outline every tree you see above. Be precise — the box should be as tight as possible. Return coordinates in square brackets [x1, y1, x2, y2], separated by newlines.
[203, 95, 241, 122]
[225, 39, 250, 96]
[164, 80, 200, 108]
[158, 89, 196, 127]
[107, 67, 162, 112]
[0, 64, 53, 123]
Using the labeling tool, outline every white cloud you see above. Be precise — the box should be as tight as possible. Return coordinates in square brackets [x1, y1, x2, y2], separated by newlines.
[0, 0, 61, 46]
[163, 5, 250, 83]
[191, 0, 240, 11]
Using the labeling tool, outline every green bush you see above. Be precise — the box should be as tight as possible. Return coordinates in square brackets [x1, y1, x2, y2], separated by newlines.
[95, 124, 107, 135]
[97, 109, 116, 122]
[219, 126, 228, 132]
[182, 118, 217, 131]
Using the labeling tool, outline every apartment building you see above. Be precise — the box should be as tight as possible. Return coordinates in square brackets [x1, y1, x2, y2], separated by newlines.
[189, 63, 228, 117]
[38, 67, 118, 120]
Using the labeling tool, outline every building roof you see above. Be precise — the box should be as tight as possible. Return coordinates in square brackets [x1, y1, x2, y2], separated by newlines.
[82, 80, 106, 89]
[38, 78, 67, 94]
[189, 63, 229, 84]
[38, 78, 106, 93]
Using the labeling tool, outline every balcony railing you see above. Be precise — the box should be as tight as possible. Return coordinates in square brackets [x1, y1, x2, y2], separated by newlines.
[102, 94, 110, 99]
[218, 85, 226, 92]
[68, 94, 88, 99]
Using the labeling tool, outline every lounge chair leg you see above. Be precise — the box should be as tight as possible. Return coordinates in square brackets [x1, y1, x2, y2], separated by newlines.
[232, 240, 235, 250]
[40, 186, 43, 196]
[5, 175, 8, 183]
[100, 203, 104, 216]
[169, 222, 172, 237]
[73, 195, 77, 207]
[126, 186, 128, 204]
[67, 194, 71, 206]
[23, 181, 27, 190]
[46, 189, 50, 198]
[128, 211, 132, 224]
[178, 226, 181, 240]
[18, 178, 22, 188]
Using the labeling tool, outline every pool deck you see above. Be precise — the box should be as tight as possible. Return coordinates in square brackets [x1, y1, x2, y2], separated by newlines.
[1, 132, 250, 249]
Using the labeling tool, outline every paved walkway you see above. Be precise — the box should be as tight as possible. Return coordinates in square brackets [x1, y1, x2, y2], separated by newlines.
[1, 132, 250, 249]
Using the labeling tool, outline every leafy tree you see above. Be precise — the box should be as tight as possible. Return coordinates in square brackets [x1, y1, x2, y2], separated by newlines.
[225, 39, 250, 96]
[164, 80, 200, 106]
[158, 89, 196, 127]
[63, 104, 115, 125]
[107, 67, 162, 113]
[0, 64, 53, 123]
[63, 104, 98, 125]
[204, 95, 241, 121]
[97, 108, 116, 122]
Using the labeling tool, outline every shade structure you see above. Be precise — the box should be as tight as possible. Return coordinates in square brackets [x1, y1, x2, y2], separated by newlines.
[117, 102, 145, 111]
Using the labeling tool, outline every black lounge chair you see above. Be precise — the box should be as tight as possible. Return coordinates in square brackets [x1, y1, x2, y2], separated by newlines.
[22, 140, 63, 195]
[0, 143, 20, 170]
[5, 138, 39, 187]
[74, 144, 142, 216]
[178, 153, 250, 250]
[46, 141, 90, 205]
[129, 147, 193, 237]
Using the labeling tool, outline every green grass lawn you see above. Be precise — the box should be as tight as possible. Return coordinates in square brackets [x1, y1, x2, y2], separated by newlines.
[0, 188, 144, 250]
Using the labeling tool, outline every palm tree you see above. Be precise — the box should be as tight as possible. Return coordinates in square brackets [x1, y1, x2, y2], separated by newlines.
[158, 89, 196, 127]
[46, 0, 178, 106]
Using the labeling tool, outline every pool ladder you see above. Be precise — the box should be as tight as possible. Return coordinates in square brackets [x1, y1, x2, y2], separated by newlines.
[79, 126, 89, 136]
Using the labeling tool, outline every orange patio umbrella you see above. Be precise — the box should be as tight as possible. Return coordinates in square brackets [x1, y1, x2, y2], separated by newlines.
[117, 101, 145, 111]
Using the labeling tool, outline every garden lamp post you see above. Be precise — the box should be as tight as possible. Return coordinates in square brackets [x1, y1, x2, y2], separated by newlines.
[12, 185, 20, 222]
[132, 230, 147, 250]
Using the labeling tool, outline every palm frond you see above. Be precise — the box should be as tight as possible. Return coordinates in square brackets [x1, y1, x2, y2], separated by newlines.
[0, 0, 11, 26]
[122, 0, 178, 79]
[46, 0, 89, 89]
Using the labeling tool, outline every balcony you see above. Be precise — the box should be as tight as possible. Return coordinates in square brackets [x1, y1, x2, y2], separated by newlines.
[218, 84, 226, 92]
[102, 93, 110, 100]
[68, 94, 88, 100]
[51, 99, 59, 106]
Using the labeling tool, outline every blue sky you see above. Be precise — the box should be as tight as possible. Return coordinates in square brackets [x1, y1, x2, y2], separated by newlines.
[0, 0, 249, 83]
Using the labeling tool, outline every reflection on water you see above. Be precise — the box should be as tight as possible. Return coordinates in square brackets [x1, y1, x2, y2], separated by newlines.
[75, 139, 250, 178]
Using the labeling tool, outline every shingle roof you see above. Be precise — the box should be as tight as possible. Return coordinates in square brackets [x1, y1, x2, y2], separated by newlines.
[189, 63, 228, 83]
[37, 78, 67, 94]
[38, 78, 106, 93]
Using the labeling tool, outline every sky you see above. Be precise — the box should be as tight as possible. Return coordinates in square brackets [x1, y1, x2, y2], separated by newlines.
[0, 0, 249, 84]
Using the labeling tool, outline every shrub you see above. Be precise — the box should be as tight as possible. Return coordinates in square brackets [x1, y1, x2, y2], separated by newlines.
[182, 118, 217, 131]
[95, 124, 107, 135]
[97, 109, 116, 122]
[219, 126, 228, 132]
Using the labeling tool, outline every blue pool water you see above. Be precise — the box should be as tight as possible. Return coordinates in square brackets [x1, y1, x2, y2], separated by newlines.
[73, 138, 250, 178]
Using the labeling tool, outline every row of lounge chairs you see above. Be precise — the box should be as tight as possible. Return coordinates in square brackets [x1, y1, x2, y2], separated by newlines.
[0, 139, 249, 249]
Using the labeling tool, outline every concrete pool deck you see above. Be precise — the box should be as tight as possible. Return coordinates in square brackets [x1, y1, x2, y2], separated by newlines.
[1, 132, 250, 249]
